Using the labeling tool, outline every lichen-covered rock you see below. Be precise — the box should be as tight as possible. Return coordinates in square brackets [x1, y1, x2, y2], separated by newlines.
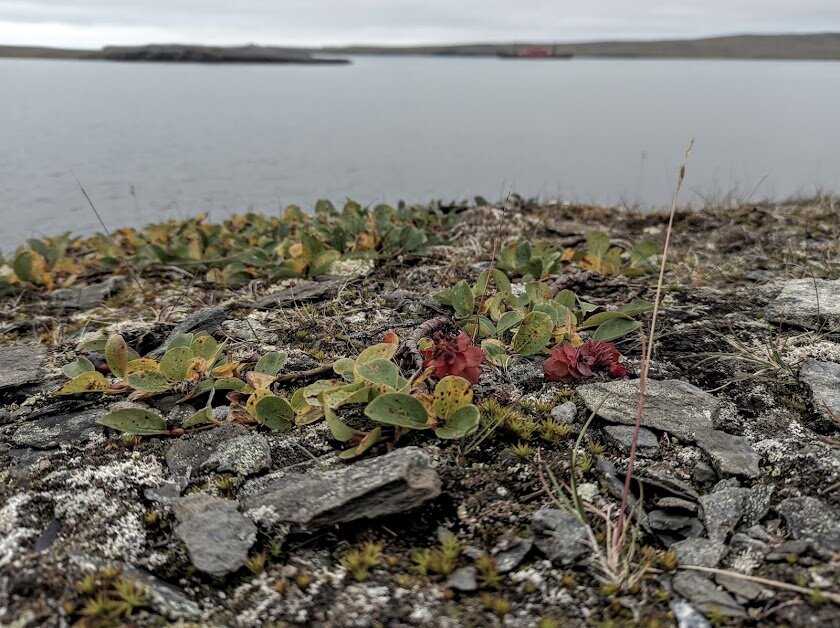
[799, 359, 840, 424]
[602, 425, 659, 456]
[699, 487, 746, 542]
[777, 496, 840, 553]
[242, 447, 441, 529]
[201, 434, 272, 477]
[0, 345, 48, 391]
[165, 423, 250, 483]
[671, 538, 728, 568]
[577, 379, 759, 478]
[766, 278, 840, 329]
[672, 572, 746, 619]
[11, 408, 105, 449]
[173, 494, 256, 577]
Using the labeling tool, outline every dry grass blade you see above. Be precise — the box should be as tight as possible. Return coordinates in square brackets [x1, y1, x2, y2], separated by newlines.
[615, 138, 694, 547]
[71, 171, 144, 294]
[680, 565, 840, 605]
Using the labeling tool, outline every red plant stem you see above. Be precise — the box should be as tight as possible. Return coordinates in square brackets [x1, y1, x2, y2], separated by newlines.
[614, 139, 693, 549]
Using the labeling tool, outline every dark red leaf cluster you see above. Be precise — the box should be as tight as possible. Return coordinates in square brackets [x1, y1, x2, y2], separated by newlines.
[543, 339, 628, 383]
[421, 331, 485, 384]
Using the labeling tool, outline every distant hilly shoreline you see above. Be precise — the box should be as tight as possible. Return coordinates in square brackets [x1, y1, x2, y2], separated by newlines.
[2, 33, 840, 62]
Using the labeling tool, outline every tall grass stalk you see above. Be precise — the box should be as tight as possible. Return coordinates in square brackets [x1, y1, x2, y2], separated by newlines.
[613, 139, 694, 550]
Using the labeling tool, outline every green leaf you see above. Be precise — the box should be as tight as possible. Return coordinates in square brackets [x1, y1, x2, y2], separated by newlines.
[127, 369, 171, 393]
[364, 392, 430, 429]
[435, 404, 480, 439]
[97, 408, 168, 435]
[432, 376, 473, 419]
[586, 231, 611, 258]
[554, 289, 576, 309]
[326, 406, 361, 442]
[255, 352, 288, 377]
[62, 356, 95, 379]
[495, 310, 523, 335]
[355, 342, 397, 367]
[462, 315, 496, 339]
[481, 339, 511, 368]
[57, 371, 109, 395]
[338, 427, 382, 460]
[183, 406, 214, 428]
[105, 334, 129, 378]
[512, 311, 554, 355]
[532, 302, 560, 327]
[491, 268, 512, 293]
[450, 280, 475, 318]
[255, 396, 293, 431]
[593, 318, 642, 342]
[159, 347, 193, 381]
[190, 334, 219, 362]
[356, 358, 405, 389]
[333, 357, 357, 382]
[167, 333, 195, 350]
[12, 251, 35, 282]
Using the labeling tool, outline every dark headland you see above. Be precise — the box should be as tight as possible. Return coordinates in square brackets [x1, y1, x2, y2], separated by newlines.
[2, 33, 840, 62]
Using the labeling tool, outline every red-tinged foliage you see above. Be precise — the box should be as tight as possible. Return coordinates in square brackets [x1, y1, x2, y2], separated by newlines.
[421, 331, 485, 384]
[543, 339, 628, 383]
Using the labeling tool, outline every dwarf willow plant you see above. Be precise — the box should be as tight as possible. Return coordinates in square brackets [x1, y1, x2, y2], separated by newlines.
[496, 232, 659, 280]
[293, 341, 480, 459]
[57, 332, 291, 435]
[434, 267, 652, 367]
[1, 200, 460, 293]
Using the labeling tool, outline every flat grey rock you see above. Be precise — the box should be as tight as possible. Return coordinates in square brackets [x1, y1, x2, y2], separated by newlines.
[699, 487, 746, 542]
[766, 278, 840, 328]
[577, 379, 759, 478]
[173, 494, 256, 577]
[51, 276, 126, 310]
[671, 538, 728, 568]
[648, 510, 702, 534]
[672, 572, 746, 618]
[741, 484, 774, 528]
[11, 408, 105, 449]
[692, 428, 760, 479]
[165, 423, 249, 483]
[550, 401, 577, 424]
[121, 566, 202, 621]
[576, 379, 718, 438]
[201, 433, 272, 477]
[670, 598, 711, 628]
[0, 345, 48, 391]
[242, 447, 441, 529]
[492, 537, 533, 573]
[715, 572, 767, 603]
[603, 425, 659, 456]
[777, 496, 840, 553]
[446, 566, 478, 592]
[799, 359, 840, 424]
[656, 497, 698, 514]
[530, 507, 590, 565]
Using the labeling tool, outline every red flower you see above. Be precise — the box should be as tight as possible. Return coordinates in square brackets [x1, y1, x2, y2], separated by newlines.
[421, 331, 485, 384]
[543, 339, 628, 383]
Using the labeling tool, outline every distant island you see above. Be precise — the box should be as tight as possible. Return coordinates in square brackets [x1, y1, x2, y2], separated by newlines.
[0, 44, 350, 64]
[2, 33, 839, 63]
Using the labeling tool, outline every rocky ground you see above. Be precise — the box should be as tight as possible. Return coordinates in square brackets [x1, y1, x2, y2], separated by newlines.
[0, 199, 839, 627]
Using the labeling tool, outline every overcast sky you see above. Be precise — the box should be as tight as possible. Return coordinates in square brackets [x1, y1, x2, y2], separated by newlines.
[2, 1, 839, 49]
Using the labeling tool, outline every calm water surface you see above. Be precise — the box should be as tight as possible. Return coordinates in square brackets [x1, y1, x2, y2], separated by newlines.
[1, 56, 838, 250]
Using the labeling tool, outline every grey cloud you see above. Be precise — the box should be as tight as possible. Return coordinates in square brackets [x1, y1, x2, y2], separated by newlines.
[2, 1, 840, 46]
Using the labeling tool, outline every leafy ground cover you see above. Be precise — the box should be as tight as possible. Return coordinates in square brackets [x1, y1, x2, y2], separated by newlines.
[0, 196, 838, 627]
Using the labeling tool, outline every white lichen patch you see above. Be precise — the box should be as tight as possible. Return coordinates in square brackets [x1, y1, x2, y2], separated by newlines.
[0, 494, 38, 569]
[327, 258, 375, 278]
[39, 454, 165, 564]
